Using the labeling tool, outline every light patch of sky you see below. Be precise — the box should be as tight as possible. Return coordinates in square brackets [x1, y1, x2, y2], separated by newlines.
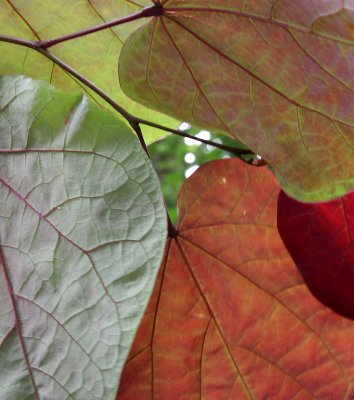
[185, 165, 199, 178]
[178, 122, 191, 131]
[184, 137, 201, 146]
[184, 130, 211, 146]
[197, 130, 211, 140]
[206, 137, 221, 152]
[184, 153, 196, 164]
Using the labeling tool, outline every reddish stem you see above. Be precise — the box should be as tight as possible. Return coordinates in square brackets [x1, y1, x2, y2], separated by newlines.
[38, 4, 163, 49]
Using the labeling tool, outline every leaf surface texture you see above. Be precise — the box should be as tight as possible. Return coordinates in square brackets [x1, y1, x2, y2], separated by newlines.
[118, 158, 354, 399]
[0, 75, 167, 399]
[119, 0, 354, 201]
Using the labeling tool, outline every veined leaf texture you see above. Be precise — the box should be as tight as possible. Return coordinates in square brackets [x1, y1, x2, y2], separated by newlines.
[0, 76, 166, 399]
[118, 159, 354, 400]
[119, 0, 354, 202]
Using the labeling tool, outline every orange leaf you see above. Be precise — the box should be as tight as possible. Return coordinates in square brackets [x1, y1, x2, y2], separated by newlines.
[117, 159, 354, 399]
[119, 0, 354, 202]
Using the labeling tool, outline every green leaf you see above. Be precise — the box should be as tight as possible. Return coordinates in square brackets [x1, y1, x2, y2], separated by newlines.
[0, 0, 178, 143]
[0, 75, 167, 399]
[119, 0, 354, 202]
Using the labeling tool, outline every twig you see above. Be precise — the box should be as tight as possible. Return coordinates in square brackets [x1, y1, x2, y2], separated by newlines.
[129, 121, 150, 157]
[37, 4, 163, 49]
[39, 47, 137, 122]
[140, 118, 253, 157]
[167, 215, 179, 238]
[0, 21, 262, 236]
[0, 34, 255, 159]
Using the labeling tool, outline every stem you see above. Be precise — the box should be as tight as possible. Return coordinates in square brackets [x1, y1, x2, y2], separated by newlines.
[0, 34, 137, 121]
[0, 25, 261, 235]
[39, 47, 137, 122]
[0, 35, 38, 50]
[141, 119, 253, 157]
[41, 51, 250, 168]
[167, 214, 179, 238]
[0, 35, 254, 159]
[37, 4, 163, 49]
[129, 121, 150, 157]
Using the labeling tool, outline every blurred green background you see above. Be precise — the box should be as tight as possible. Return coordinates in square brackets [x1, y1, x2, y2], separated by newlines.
[148, 124, 253, 224]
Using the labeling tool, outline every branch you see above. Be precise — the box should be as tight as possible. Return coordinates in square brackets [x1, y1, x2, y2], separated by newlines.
[167, 216, 179, 238]
[0, 35, 38, 50]
[129, 120, 150, 157]
[38, 48, 137, 122]
[0, 35, 254, 155]
[0, 34, 258, 165]
[140, 119, 254, 157]
[41, 48, 244, 161]
[0, 34, 138, 122]
[37, 4, 163, 49]
[0, 28, 262, 233]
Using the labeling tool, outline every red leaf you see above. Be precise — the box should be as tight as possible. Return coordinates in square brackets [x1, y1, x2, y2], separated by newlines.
[117, 159, 354, 399]
[278, 190, 354, 319]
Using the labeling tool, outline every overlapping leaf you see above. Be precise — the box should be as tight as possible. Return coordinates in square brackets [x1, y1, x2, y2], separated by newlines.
[0, 0, 177, 142]
[118, 159, 354, 399]
[278, 189, 354, 319]
[119, 0, 354, 202]
[0, 76, 166, 399]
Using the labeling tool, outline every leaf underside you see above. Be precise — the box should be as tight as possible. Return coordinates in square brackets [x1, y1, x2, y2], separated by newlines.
[0, 0, 178, 143]
[0, 75, 166, 400]
[118, 159, 354, 400]
[119, 0, 354, 202]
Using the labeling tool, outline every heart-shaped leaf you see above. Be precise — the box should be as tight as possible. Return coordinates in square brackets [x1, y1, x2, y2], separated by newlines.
[119, 0, 354, 202]
[278, 190, 354, 319]
[0, 75, 166, 399]
[118, 159, 354, 399]
[0, 0, 177, 143]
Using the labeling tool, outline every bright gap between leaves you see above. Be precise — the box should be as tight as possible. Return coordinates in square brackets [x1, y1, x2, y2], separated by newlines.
[184, 153, 196, 164]
[184, 130, 211, 146]
[178, 122, 192, 131]
[185, 165, 199, 178]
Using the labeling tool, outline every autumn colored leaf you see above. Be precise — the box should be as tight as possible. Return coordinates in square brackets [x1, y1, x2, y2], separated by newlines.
[0, 0, 177, 143]
[0, 76, 166, 399]
[119, 0, 354, 202]
[278, 189, 354, 319]
[118, 159, 354, 399]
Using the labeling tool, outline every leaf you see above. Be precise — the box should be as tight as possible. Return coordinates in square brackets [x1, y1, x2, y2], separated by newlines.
[0, 0, 178, 143]
[278, 190, 354, 319]
[0, 75, 167, 399]
[119, 0, 354, 202]
[117, 158, 354, 399]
